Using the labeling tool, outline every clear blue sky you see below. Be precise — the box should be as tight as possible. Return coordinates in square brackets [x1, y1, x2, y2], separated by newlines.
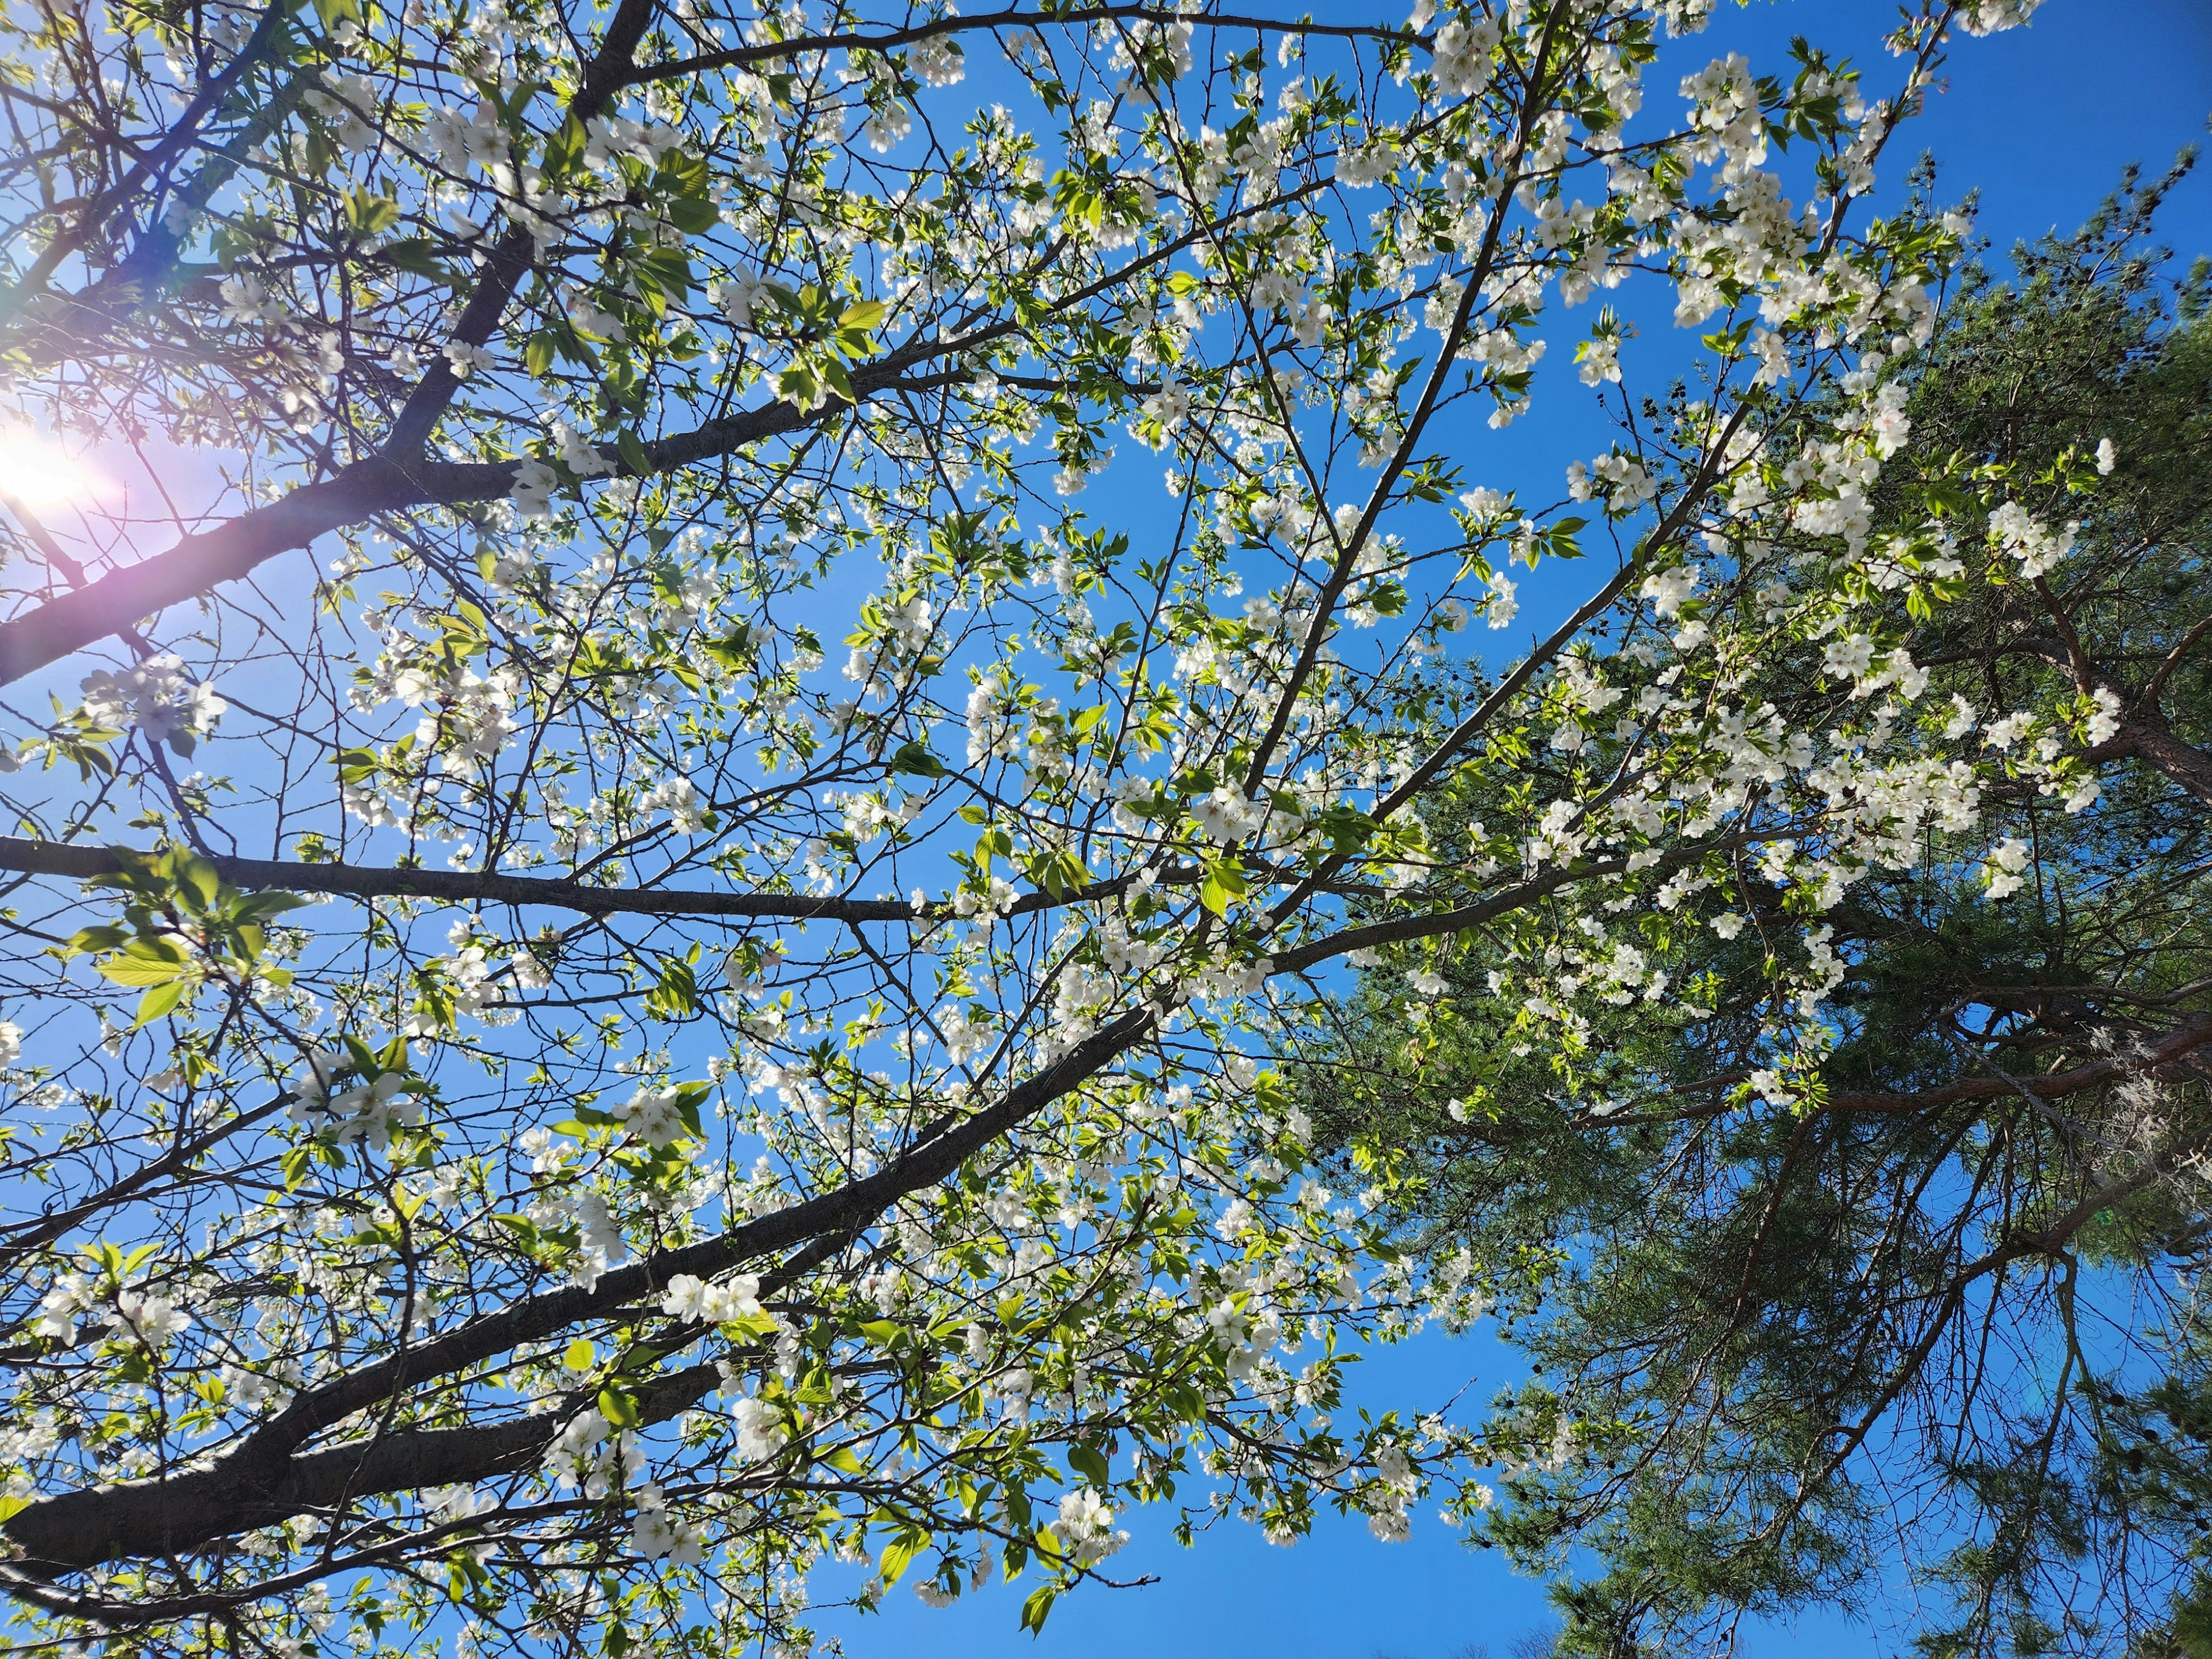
[805, 6, 2212, 1659]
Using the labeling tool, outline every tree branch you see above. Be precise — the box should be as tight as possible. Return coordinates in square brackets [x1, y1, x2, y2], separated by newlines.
[1821, 1015, 2212, 1114]
[0, 836, 1221, 924]
[1, 1004, 1157, 1569]
[625, 6, 1421, 89]
[0, 359, 952, 687]
[0, 0, 289, 326]
[0, 164, 1340, 688]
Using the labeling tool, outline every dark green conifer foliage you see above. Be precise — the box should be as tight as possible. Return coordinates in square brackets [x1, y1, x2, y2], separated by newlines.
[1312, 161, 2212, 1659]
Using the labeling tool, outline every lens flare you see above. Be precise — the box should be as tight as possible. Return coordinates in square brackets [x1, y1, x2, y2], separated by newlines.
[0, 427, 102, 513]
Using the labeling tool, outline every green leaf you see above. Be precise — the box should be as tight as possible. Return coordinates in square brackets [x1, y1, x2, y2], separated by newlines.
[343, 187, 401, 236]
[281, 1144, 316, 1191]
[382, 237, 454, 283]
[1199, 858, 1248, 916]
[777, 362, 824, 412]
[638, 247, 695, 301]
[563, 1338, 596, 1372]
[1067, 1442, 1111, 1489]
[97, 938, 188, 986]
[1020, 1585, 1059, 1633]
[597, 1384, 641, 1429]
[131, 977, 190, 1029]
[666, 196, 719, 234]
[234, 891, 310, 921]
[616, 427, 652, 477]
[64, 923, 128, 957]
[541, 112, 587, 179]
[880, 1532, 928, 1585]
[172, 850, 222, 912]
[889, 740, 949, 778]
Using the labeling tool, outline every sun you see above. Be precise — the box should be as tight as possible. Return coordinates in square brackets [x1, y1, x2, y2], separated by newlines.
[0, 427, 103, 514]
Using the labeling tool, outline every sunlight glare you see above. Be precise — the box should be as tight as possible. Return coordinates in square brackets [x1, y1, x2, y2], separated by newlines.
[0, 427, 103, 514]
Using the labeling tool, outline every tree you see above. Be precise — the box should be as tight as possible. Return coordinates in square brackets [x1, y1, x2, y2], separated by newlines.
[0, 0, 2065, 1654]
[1311, 165, 2212, 1658]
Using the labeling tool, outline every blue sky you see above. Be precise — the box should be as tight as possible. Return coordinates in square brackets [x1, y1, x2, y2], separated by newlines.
[1, 1, 2197, 1653]
[804, 6, 2212, 1658]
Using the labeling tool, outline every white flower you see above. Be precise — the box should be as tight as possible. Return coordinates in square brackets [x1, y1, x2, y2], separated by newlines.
[1053, 1488, 1127, 1567]
[512, 457, 559, 521]
[1984, 836, 2032, 899]
[1640, 565, 1699, 619]
[2095, 436, 2117, 475]
[862, 103, 914, 151]
[1710, 912, 1745, 940]
[443, 339, 494, 379]
[2084, 686, 2122, 748]
[0, 1020, 18, 1067]
[33, 1274, 90, 1341]
[1138, 379, 1190, 440]
[1821, 632, 1876, 680]
[1577, 334, 1621, 386]
[908, 35, 965, 86]
[543, 1409, 643, 1498]
[615, 1085, 690, 1147]
[115, 1288, 191, 1347]
[730, 1394, 788, 1461]
[1192, 785, 1263, 844]
[1988, 501, 2075, 579]
[430, 1485, 495, 1526]
[661, 1272, 762, 1324]
[79, 656, 226, 744]
[1366, 1496, 1412, 1542]
[714, 270, 764, 330]
[631, 1491, 704, 1566]
[1484, 570, 1518, 628]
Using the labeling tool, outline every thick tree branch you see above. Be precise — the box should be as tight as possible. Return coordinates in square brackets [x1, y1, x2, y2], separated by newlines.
[0, 162, 1336, 689]
[1821, 1014, 2212, 1114]
[2093, 717, 2212, 806]
[379, 0, 662, 454]
[0, 1362, 726, 1613]
[0, 0, 288, 326]
[626, 6, 1421, 88]
[0, 359, 954, 687]
[0, 835, 924, 922]
[1, 1005, 1157, 1569]
[2018, 633, 2212, 805]
[0, 836, 1225, 923]
[1, 834, 1679, 1570]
